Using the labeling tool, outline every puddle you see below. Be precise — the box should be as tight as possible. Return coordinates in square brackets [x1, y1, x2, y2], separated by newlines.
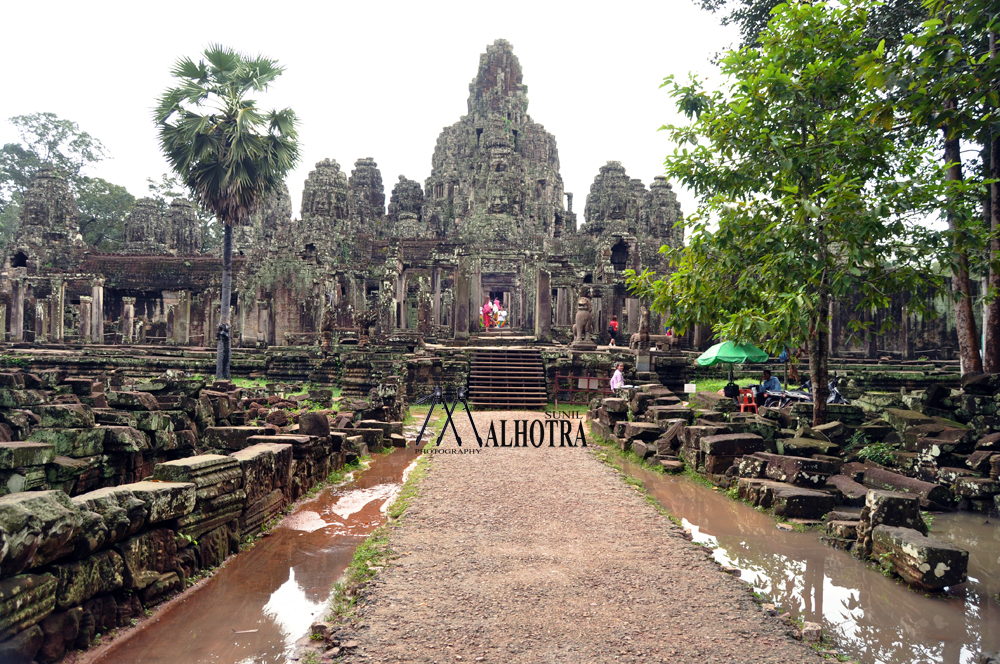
[620, 460, 1000, 664]
[94, 446, 418, 664]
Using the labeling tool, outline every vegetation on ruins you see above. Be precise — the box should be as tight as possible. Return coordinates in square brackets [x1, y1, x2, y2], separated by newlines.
[154, 44, 301, 379]
[628, 0, 943, 425]
[0, 112, 135, 251]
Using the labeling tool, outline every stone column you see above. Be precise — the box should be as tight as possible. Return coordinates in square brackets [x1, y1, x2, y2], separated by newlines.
[91, 279, 104, 344]
[627, 298, 639, 335]
[11, 279, 24, 341]
[258, 301, 271, 346]
[174, 290, 191, 344]
[535, 268, 551, 341]
[79, 296, 92, 343]
[432, 268, 442, 329]
[555, 288, 567, 326]
[49, 280, 65, 342]
[454, 261, 471, 341]
[35, 300, 48, 343]
[122, 297, 136, 344]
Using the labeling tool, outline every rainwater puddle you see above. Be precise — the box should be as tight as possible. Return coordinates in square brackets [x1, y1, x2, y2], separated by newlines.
[621, 460, 1000, 664]
[94, 447, 420, 664]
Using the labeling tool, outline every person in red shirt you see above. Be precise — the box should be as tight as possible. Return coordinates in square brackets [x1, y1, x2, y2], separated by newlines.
[608, 315, 619, 346]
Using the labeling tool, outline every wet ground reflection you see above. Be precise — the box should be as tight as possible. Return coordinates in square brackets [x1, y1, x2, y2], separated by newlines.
[95, 448, 418, 664]
[621, 460, 1000, 664]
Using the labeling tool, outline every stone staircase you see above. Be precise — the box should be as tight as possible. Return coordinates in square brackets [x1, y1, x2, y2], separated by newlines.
[469, 349, 547, 410]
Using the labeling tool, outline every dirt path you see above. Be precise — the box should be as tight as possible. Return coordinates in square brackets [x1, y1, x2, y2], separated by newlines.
[341, 410, 817, 663]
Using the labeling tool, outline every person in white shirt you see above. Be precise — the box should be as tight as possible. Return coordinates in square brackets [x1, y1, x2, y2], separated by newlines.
[497, 306, 508, 328]
[610, 362, 625, 390]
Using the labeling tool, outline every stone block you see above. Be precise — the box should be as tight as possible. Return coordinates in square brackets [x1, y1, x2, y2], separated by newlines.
[954, 477, 1000, 499]
[825, 520, 859, 539]
[862, 467, 952, 507]
[737, 455, 767, 479]
[684, 425, 730, 449]
[0, 441, 56, 469]
[699, 433, 764, 456]
[631, 441, 656, 459]
[298, 411, 330, 437]
[882, 408, 934, 434]
[72, 486, 147, 543]
[601, 397, 629, 414]
[781, 437, 841, 457]
[826, 475, 868, 506]
[0, 491, 81, 576]
[30, 405, 94, 429]
[230, 444, 282, 506]
[51, 550, 124, 610]
[624, 422, 660, 442]
[139, 571, 182, 607]
[94, 411, 138, 428]
[0, 574, 56, 641]
[202, 426, 270, 450]
[38, 607, 82, 663]
[771, 484, 836, 519]
[127, 481, 196, 522]
[0, 390, 46, 408]
[872, 525, 969, 591]
[704, 454, 738, 474]
[134, 411, 173, 432]
[102, 426, 150, 453]
[114, 528, 178, 590]
[760, 453, 837, 487]
[350, 428, 385, 451]
[0, 624, 43, 664]
[648, 406, 694, 423]
[106, 391, 160, 411]
[967, 450, 996, 473]
[26, 428, 104, 458]
[960, 372, 1000, 396]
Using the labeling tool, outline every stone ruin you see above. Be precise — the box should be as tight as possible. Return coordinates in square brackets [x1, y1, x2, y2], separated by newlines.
[0, 40, 682, 351]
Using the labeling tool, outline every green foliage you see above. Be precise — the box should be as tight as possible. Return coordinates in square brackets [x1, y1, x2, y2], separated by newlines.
[843, 430, 871, 454]
[0, 112, 124, 254]
[857, 440, 896, 466]
[153, 45, 301, 227]
[629, 0, 944, 421]
[76, 176, 135, 249]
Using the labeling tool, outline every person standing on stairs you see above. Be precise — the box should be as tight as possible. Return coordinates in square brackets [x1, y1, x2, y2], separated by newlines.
[482, 298, 493, 329]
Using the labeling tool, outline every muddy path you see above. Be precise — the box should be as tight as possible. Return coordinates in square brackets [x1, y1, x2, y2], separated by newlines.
[340, 411, 814, 663]
[83, 443, 420, 664]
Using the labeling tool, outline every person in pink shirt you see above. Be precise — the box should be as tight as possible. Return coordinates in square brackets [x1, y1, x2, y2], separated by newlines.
[482, 299, 493, 328]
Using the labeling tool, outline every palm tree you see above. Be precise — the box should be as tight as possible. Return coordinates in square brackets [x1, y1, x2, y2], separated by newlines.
[154, 45, 299, 379]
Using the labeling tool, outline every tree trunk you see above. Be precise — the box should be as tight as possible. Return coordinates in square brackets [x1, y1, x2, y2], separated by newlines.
[943, 110, 983, 374]
[216, 224, 233, 380]
[985, 31, 1000, 373]
[809, 294, 830, 426]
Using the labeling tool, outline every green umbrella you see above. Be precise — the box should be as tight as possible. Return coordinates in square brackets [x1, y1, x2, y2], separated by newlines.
[696, 341, 770, 383]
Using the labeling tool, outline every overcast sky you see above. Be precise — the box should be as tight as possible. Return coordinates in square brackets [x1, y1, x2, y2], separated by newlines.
[0, 0, 739, 224]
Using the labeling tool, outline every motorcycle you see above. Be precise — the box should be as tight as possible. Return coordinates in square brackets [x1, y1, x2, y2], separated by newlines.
[761, 379, 849, 408]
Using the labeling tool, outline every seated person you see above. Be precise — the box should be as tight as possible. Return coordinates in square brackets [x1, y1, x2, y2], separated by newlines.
[755, 369, 782, 407]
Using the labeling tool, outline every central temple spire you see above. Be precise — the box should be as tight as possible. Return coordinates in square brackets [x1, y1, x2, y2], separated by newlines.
[468, 39, 528, 120]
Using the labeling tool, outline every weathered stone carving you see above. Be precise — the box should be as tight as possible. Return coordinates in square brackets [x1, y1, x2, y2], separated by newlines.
[571, 296, 596, 349]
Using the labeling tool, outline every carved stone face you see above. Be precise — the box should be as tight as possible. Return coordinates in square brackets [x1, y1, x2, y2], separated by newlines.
[577, 296, 591, 312]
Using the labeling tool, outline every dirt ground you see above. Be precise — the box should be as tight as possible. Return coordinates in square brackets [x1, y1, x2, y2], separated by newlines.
[340, 410, 819, 663]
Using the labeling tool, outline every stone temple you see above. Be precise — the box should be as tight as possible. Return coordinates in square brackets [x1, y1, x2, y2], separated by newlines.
[0, 40, 682, 351]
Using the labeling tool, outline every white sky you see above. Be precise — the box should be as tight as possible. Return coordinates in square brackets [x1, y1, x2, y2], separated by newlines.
[0, 0, 739, 224]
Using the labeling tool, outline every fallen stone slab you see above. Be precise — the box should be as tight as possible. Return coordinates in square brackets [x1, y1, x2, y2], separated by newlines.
[780, 437, 841, 457]
[760, 453, 838, 488]
[0, 573, 56, 641]
[26, 428, 103, 459]
[825, 520, 859, 539]
[0, 441, 56, 469]
[659, 459, 684, 473]
[133, 411, 174, 432]
[0, 389, 46, 408]
[72, 487, 147, 543]
[601, 398, 629, 414]
[737, 455, 767, 479]
[126, 481, 196, 523]
[106, 391, 160, 411]
[872, 525, 969, 591]
[202, 426, 271, 451]
[0, 491, 82, 576]
[883, 408, 935, 434]
[826, 475, 868, 506]
[960, 372, 1000, 396]
[631, 441, 656, 459]
[771, 484, 836, 519]
[624, 422, 660, 442]
[967, 450, 997, 473]
[699, 433, 764, 456]
[30, 405, 95, 429]
[954, 477, 1000, 499]
[689, 392, 738, 412]
[102, 426, 150, 453]
[862, 467, 952, 507]
[113, 528, 179, 590]
[705, 454, 739, 474]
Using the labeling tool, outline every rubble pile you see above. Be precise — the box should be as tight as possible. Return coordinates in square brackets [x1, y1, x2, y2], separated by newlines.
[587, 374, 1000, 593]
[0, 369, 407, 663]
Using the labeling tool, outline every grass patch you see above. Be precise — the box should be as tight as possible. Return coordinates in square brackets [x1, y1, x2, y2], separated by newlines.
[326, 451, 433, 619]
[404, 405, 448, 445]
[543, 403, 590, 413]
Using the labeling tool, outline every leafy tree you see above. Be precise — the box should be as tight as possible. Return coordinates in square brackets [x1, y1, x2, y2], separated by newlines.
[146, 173, 222, 252]
[0, 113, 110, 252]
[76, 177, 135, 250]
[698, 0, 926, 49]
[630, 0, 942, 425]
[154, 45, 300, 379]
[859, 0, 1000, 373]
